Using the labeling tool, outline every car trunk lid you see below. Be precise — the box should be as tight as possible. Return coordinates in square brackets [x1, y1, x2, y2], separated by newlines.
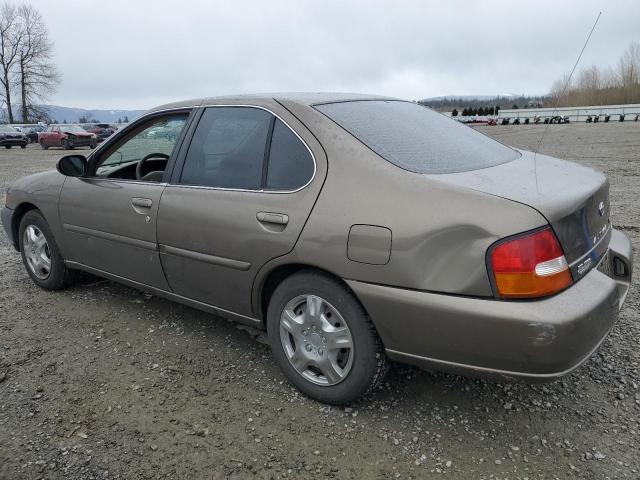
[430, 150, 610, 280]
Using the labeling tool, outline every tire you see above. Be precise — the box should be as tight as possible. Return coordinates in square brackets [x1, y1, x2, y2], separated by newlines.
[267, 270, 387, 404]
[62, 139, 70, 150]
[18, 210, 74, 290]
[40, 141, 48, 150]
[4, 145, 10, 149]
[20, 144, 26, 149]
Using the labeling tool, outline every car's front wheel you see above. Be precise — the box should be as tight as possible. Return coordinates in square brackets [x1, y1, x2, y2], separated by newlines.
[267, 271, 387, 404]
[19, 210, 74, 290]
[40, 141, 48, 150]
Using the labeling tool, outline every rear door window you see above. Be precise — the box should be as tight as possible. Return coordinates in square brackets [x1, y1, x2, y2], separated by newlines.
[315, 100, 519, 174]
[180, 107, 271, 190]
[266, 119, 314, 190]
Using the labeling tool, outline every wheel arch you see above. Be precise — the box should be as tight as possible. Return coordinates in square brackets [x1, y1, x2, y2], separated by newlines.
[255, 262, 370, 329]
[11, 202, 39, 251]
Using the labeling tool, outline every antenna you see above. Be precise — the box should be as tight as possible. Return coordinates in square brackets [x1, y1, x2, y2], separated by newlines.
[533, 11, 602, 191]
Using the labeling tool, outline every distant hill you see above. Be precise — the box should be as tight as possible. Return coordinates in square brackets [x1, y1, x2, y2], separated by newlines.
[1, 105, 145, 124]
[41, 105, 145, 123]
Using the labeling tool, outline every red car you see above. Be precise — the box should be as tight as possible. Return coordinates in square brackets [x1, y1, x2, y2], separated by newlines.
[38, 125, 97, 150]
[84, 123, 117, 142]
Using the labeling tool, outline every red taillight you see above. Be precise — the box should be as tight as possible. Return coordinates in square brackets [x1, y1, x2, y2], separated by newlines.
[490, 227, 573, 298]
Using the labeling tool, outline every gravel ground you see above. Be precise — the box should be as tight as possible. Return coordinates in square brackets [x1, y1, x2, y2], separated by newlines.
[0, 123, 638, 480]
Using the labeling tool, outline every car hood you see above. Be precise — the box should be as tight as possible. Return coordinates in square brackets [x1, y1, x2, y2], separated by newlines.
[430, 150, 610, 276]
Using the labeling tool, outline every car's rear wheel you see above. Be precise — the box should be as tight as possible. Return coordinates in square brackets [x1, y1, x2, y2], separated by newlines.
[267, 271, 387, 404]
[4, 145, 10, 149]
[20, 144, 26, 149]
[19, 210, 74, 290]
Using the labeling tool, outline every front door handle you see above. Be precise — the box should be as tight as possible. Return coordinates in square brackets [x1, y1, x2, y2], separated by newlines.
[131, 197, 153, 215]
[256, 212, 289, 226]
[132, 197, 153, 209]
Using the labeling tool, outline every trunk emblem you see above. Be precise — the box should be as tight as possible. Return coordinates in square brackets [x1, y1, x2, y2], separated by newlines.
[598, 201, 605, 216]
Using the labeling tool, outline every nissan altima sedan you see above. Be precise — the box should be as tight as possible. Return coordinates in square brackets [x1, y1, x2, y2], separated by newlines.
[1, 93, 633, 404]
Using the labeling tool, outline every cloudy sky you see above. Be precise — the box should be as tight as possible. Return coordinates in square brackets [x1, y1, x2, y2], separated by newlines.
[29, 0, 640, 110]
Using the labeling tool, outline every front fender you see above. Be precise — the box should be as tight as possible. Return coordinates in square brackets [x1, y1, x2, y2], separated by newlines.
[5, 170, 67, 253]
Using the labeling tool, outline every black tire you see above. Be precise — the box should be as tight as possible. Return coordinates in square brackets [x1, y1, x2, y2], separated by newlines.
[4, 145, 10, 149]
[40, 141, 48, 150]
[267, 270, 387, 404]
[18, 210, 74, 290]
[62, 139, 70, 150]
[20, 144, 26, 149]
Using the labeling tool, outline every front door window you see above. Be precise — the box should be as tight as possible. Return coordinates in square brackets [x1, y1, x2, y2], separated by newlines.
[93, 114, 188, 181]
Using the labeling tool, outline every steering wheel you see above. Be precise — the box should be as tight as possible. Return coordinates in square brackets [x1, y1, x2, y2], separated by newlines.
[136, 152, 169, 180]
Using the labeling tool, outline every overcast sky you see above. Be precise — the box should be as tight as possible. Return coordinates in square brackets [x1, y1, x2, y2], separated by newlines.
[29, 0, 640, 110]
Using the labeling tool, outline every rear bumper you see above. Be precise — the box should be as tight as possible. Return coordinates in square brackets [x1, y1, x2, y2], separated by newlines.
[348, 228, 633, 381]
[1, 205, 17, 249]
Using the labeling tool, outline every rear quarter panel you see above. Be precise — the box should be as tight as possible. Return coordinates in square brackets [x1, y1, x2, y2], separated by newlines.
[274, 100, 548, 297]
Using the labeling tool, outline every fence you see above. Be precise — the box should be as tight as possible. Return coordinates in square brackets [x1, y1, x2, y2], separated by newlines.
[497, 103, 640, 122]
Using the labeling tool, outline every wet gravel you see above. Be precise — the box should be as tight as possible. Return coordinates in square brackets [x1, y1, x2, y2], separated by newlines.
[0, 123, 638, 479]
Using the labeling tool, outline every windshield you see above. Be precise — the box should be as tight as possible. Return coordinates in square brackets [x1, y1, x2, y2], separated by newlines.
[0, 125, 19, 133]
[61, 125, 88, 134]
[315, 100, 520, 174]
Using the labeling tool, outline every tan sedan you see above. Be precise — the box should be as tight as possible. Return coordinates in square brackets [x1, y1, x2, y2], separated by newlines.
[2, 93, 633, 404]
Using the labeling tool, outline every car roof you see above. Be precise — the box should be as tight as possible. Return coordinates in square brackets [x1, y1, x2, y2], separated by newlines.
[146, 92, 399, 113]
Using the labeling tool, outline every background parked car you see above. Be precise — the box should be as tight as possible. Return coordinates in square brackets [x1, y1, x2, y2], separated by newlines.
[143, 123, 181, 141]
[82, 123, 117, 142]
[38, 124, 97, 150]
[23, 125, 46, 143]
[0, 124, 28, 149]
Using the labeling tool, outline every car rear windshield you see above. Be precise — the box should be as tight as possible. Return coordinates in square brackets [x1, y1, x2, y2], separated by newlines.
[315, 100, 520, 174]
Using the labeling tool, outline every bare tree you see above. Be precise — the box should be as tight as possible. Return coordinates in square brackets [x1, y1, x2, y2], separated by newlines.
[548, 42, 640, 107]
[0, 3, 21, 123]
[617, 42, 640, 104]
[16, 4, 59, 122]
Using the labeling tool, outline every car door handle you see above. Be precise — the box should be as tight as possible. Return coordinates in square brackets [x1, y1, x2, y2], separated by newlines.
[131, 197, 153, 209]
[256, 212, 289, 225]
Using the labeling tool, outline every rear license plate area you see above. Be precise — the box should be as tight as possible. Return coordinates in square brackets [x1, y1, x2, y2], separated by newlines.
[597, 250, 613, 278]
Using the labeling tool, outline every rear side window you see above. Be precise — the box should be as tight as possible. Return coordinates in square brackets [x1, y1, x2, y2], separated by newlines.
[266, 119, 314, 190]
[315, 100, 519, 174]
[181, 107, 271, 189]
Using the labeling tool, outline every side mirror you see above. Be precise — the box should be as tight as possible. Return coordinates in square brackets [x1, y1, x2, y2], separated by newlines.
[57, 155, 87, 177]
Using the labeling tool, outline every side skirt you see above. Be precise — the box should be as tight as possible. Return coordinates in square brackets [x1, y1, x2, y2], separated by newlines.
[65, 260, 263, 329]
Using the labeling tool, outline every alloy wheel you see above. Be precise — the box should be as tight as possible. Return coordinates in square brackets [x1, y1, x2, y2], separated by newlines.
[279, 295, 354, 386]
[23, 224, 51, 279]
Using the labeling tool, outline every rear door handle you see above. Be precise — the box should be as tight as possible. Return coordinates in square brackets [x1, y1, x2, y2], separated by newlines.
[256, 212, 289, 226]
